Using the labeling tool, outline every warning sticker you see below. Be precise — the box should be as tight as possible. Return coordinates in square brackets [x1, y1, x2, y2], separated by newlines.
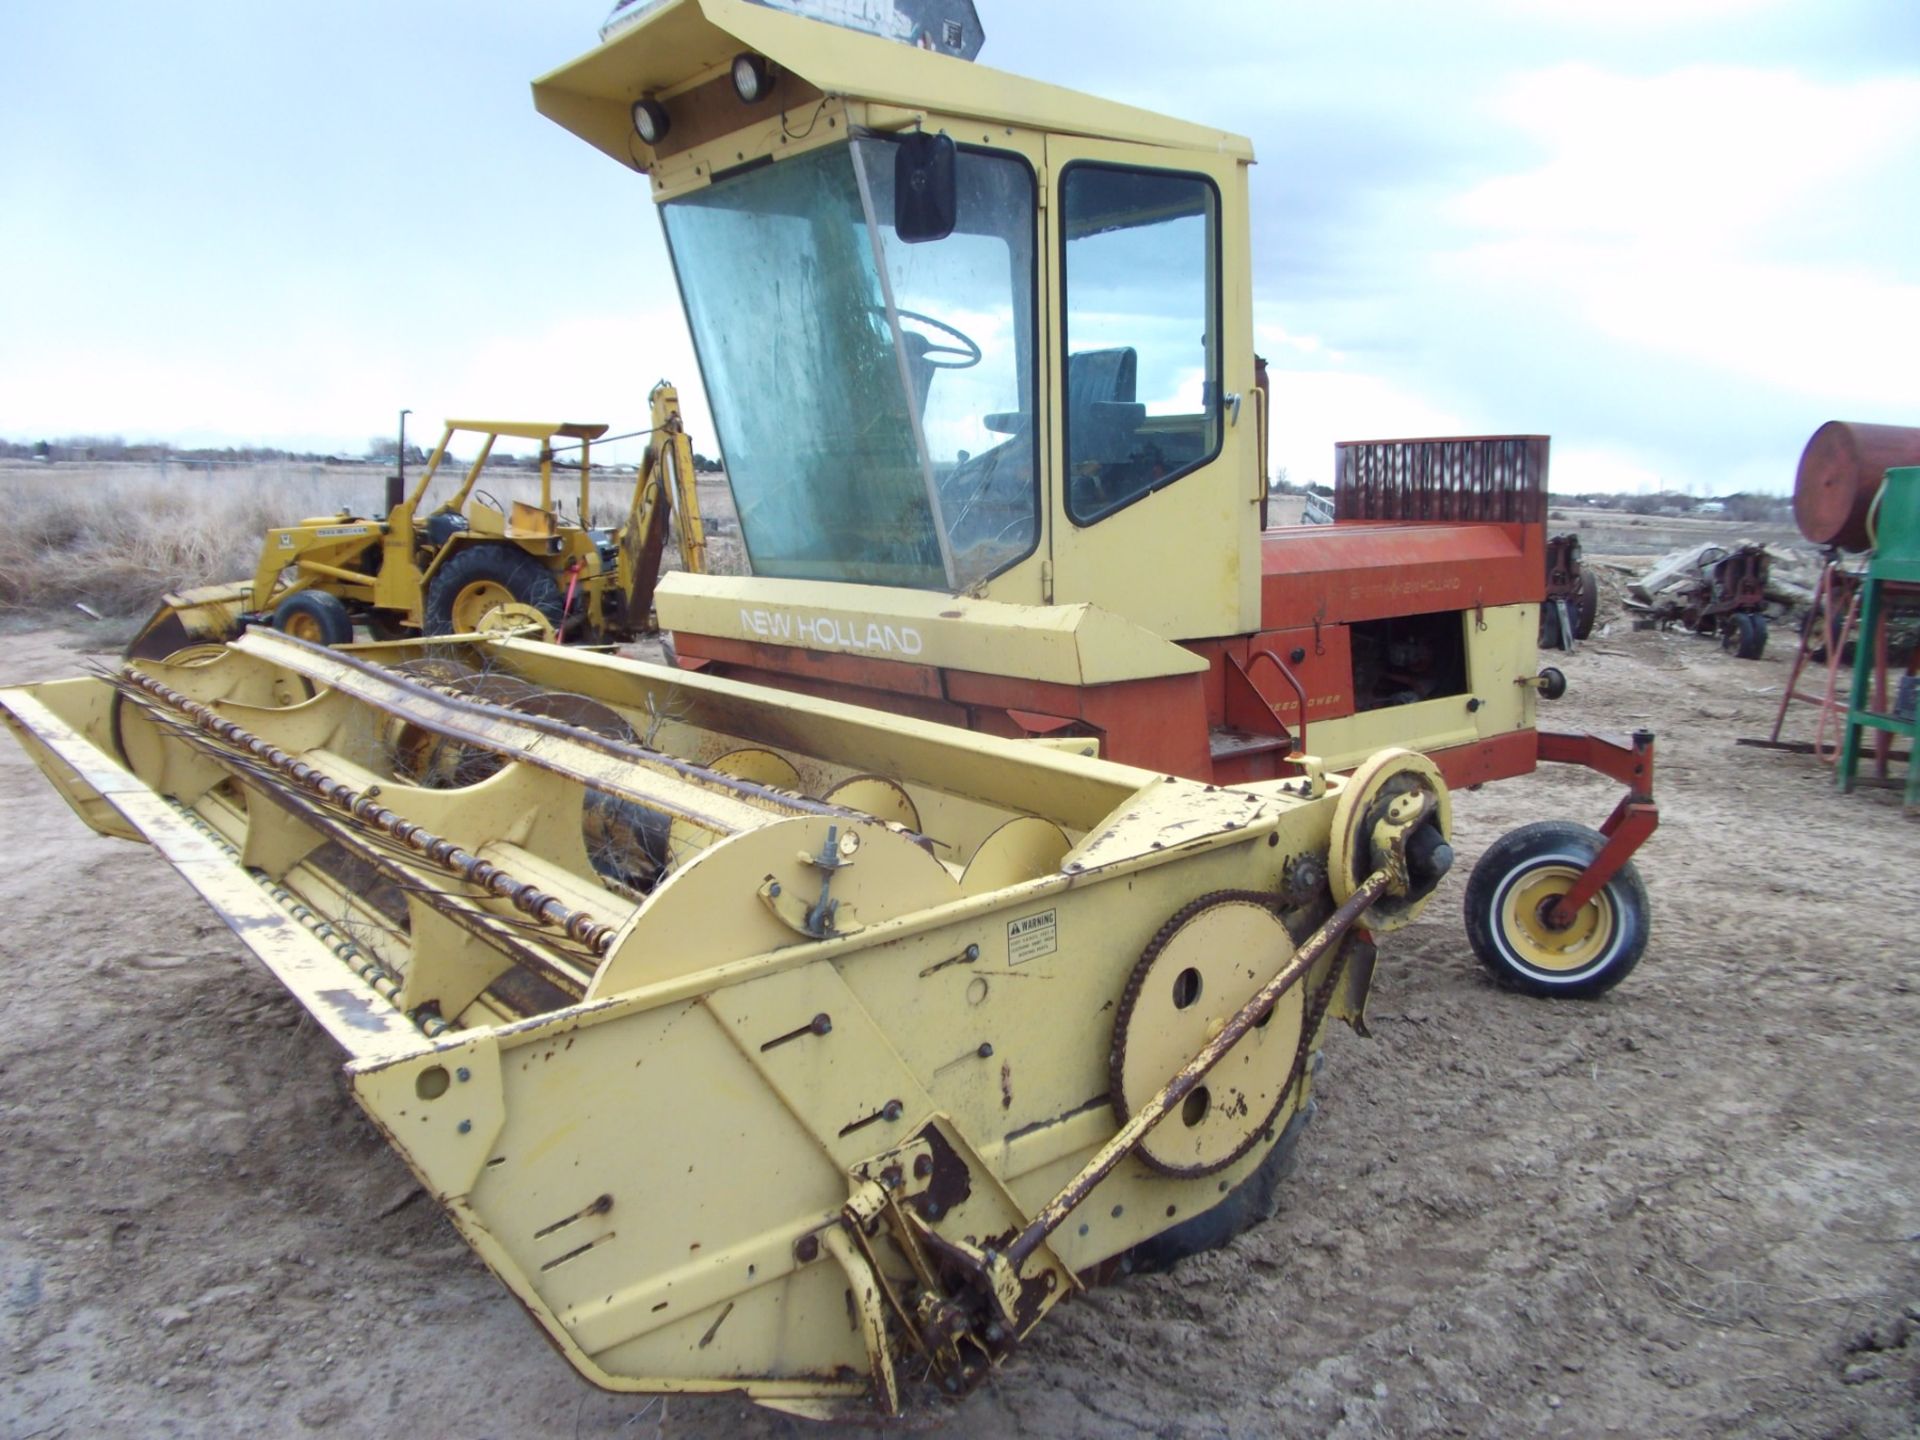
[1007, 909, 1058, 966]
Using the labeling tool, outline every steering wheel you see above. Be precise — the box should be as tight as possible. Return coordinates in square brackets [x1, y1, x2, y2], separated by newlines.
[873, 307, 982, 369]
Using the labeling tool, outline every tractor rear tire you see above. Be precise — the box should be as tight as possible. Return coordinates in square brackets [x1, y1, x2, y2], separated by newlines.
[424, 546, 563, 638]
[1463, 821, 1649, 998]
[273, 591, 354, 647]
[1572, 567, 1599, 640]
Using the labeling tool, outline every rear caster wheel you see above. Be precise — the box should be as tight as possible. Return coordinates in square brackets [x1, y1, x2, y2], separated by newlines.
[1463, 821, 1649, 998]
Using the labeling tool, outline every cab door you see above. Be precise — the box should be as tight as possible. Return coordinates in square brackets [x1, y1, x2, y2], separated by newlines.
[1042, 135, 1262, 642]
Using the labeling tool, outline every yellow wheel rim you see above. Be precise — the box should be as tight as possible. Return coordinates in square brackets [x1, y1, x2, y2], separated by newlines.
[159, 643, 229, 667]
[281, 611, 327, 644]
[1500, 863, 1613, 972]
[451, 580, 516, 633]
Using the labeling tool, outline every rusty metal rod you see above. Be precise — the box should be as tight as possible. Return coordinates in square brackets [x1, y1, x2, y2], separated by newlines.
[220, 748, 596, 1000]
[121, 669, 622, 955]
[245, 630, 855, 827]
[1004, 869, 1393, 1270]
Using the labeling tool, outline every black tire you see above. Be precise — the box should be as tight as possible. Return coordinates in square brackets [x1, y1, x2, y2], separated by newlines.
[272, 590, 353, 647]
[1802, 604, 1842, 665]
[1463, 821, 1650, 998]
[1539, 599, 1564, 651]
[1572, 567, 1599, 640]
[1739, 612, 1769, 661]
[1124, 1100, 1317, 1273]
[363, 609, 412, 642]
[423, 545, 563, 638]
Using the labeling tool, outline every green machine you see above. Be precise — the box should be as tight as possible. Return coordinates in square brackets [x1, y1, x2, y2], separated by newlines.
[1839, 465, 1920, 809]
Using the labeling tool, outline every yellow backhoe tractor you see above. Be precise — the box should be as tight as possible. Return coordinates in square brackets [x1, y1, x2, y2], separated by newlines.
[124, 381, 708, 660]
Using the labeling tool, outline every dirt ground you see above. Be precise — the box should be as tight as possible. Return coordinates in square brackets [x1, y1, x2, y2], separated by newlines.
[4, 605, 1920, 1440]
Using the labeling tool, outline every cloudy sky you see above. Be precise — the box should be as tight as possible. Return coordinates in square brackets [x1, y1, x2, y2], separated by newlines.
[3, 0, 1916, 492]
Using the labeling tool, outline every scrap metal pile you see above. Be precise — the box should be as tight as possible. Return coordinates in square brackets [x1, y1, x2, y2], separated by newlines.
[1626, 541, 1816, 659]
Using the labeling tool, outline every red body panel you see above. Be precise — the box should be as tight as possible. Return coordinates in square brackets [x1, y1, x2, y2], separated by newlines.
[1260, 521, 1540, 629]
[675, 515, 1550, 789]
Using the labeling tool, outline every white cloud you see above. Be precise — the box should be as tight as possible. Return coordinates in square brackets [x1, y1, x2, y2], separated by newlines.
[0, 303, 711, 465]
[432, 307, 708, 460]
[1439, 239, 1920, 410]
[1256, 357, 1469, 489]
[1549, 445, 1667, 495]
[1479, 0, 1792, 24]
[1426, 63, 1920, 466]
[1457, 65, 1920, 247]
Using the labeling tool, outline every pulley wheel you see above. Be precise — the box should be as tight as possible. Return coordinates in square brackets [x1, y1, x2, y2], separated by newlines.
[1327, 747, 1451, 933]
[1109, 897, 1305, 1177]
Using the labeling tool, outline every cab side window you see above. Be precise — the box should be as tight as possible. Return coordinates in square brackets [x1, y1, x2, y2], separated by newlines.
[1061, 165, 1220, 524]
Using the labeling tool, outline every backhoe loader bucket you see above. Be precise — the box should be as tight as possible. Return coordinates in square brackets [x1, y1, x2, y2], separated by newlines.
[1, 633, 1451, 1418]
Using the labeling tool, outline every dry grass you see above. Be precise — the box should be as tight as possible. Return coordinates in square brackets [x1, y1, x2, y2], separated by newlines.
[0, 461, 383, 618]
[0, 460, 744, 620]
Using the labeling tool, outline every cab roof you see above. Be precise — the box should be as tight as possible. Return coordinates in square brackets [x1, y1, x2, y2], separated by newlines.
[533, 0, 1254, 173]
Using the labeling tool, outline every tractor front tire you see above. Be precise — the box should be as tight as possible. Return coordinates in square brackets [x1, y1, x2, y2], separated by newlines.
[273, 591, 354, 647]
[424, 546, 563, 638]
[1464, 821, 1649, 998]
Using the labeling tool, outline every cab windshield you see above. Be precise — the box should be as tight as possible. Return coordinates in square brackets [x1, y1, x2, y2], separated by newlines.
[662, 138, 1037, 591]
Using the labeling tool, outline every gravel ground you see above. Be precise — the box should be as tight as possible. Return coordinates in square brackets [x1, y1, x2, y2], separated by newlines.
[3, 610, 1918, 1439]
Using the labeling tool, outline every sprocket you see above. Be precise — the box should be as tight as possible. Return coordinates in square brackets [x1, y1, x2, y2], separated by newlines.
[1108, 893, 1307, 1177]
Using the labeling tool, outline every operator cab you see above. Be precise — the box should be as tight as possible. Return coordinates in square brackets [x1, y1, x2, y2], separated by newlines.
[659, 133, 1224, 599]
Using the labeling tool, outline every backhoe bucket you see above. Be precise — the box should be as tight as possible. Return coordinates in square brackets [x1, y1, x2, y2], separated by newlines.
[123, 580, 251, 661]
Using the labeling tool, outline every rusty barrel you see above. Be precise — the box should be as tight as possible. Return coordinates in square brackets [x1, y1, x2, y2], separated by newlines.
[1795, 421, 1920, 551]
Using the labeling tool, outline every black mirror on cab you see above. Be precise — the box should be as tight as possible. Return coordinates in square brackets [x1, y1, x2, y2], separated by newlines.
[895, 132, 957, 243]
